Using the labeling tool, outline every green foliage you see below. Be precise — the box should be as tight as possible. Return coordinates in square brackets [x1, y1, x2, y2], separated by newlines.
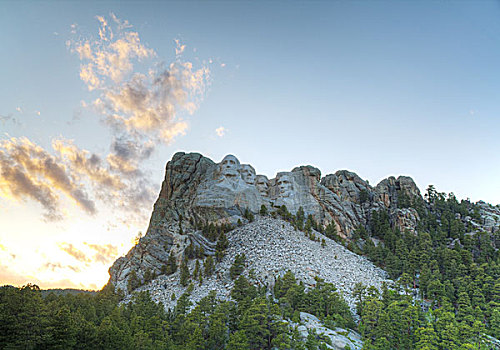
[127, 270, 141, 293]
[161, 251, 177, 275]
[204, 255, 215, 277]
[230, 253, 246, 280]
[274, 271, 355, 330]
[200, 221, 234, 242]
[357, 187, 499, 349]
[260, 204, 268, 216]
[325, 222, 339, 241]
[185, 243, 205, 259]
[180, 257, 190, 287]
[215, 232, 229, 262]
[244, 208, 255, 222]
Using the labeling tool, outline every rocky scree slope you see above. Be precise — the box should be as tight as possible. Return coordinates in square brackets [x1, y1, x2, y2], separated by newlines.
[126, 216, 389, 314]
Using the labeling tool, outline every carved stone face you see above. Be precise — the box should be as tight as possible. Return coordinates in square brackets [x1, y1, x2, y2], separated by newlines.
[220, 155, 240, 178]
[240, 164, 256, 185]
[277, 173, 293, 197]
[255, 175, 269, 196]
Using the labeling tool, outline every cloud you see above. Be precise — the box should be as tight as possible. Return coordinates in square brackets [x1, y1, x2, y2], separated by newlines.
[54, 138, 155, 216]
[43, 262, 81, 273]
[59, 243, 91, 264]
[71, 17, 154, 90]
[58, 242, 118, 265]
[0, 137, 96, 220]
[84, 243, 118, 264]
[175, 39, 186, 56]
[215, 126, 226, 137]
[0, 136, 155, 222]
[69, 14, 210, 147]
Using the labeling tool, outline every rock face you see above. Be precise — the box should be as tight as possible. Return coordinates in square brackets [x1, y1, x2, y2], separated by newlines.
[123, 217, 390, 314]
[109, 152, 424, 291]
[296, 312, 363, 350]
[475, 201, 500, 233]
[109, 151, 499, 318]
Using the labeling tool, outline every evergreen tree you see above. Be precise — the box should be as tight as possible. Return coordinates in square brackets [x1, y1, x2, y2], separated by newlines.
[215, 232, 229, 262]
[230, 254, 246, 280]
[204, 255, 215, 277]
[260, 204, 268, 216]
[180, 258, 190, 287]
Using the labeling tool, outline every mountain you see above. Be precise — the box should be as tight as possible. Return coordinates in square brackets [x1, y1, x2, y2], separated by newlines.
[107, 152, 500, 349]
[109, 152, 417, 290]
[109, 152, 498, 294]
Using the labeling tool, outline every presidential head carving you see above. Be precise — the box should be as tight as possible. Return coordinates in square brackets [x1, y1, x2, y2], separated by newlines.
[240, 164, 256, 185]
[219, 154, 240, 178]
[276, 172, 293, 197]
[255, 175, 269, 196]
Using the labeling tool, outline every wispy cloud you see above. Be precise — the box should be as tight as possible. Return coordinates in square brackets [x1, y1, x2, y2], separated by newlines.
[0, 137, 96, 220]
[84, 242, 118, 264]
[0, 136, 154, 221]
[69, 14, 210, 148]
[43, 262, 81, 273]
[59, 243, 91, 264]
[58, 242, 119, 265]
[215, 126, 226, 137]
[174, 39, 186, 56]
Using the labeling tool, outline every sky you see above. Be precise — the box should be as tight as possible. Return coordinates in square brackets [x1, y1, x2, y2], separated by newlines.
[1, 1, 499, 290]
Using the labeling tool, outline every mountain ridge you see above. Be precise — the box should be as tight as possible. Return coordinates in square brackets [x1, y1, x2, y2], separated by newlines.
[109, 152, 499, 299]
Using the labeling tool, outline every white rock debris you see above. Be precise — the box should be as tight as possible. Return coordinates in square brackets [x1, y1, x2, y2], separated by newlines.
[129, 217, 390, 315]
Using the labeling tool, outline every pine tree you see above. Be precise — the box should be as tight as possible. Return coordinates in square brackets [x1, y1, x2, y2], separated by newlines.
[240, 298, 270, 350]
[227, 331, 249, 350]
[215, 232, 229, 262]
[180, 258, 190, 287]
[193, 260, 201, 280]
[127, 270, 141, 293]
[260, 204, 268, 216]
[204, 256, 215, 277]
[230, 254, 246, 280]
[415, 326, 439, 350]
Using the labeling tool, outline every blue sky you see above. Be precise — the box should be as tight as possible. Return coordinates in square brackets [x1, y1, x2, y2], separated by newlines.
[1, 1, 499, 288]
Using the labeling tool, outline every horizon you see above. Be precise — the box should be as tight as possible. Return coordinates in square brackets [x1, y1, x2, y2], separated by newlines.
[1, 1, 499, 289]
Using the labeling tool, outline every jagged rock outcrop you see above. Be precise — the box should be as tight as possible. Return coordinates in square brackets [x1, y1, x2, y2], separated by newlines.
[391, 208, 420, 234]
[375, 175, 421, 209]
[475, 201, 500, 233]
[296, 312, 363, 349]
[109, 152, 425, 291]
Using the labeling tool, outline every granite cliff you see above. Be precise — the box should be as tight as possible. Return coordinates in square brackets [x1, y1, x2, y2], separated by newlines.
[109, 152, 499, 303]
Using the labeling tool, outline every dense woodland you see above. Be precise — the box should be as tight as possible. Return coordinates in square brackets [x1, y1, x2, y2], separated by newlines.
[0, 274, 353, 349]
[1, 186, 499, 349]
